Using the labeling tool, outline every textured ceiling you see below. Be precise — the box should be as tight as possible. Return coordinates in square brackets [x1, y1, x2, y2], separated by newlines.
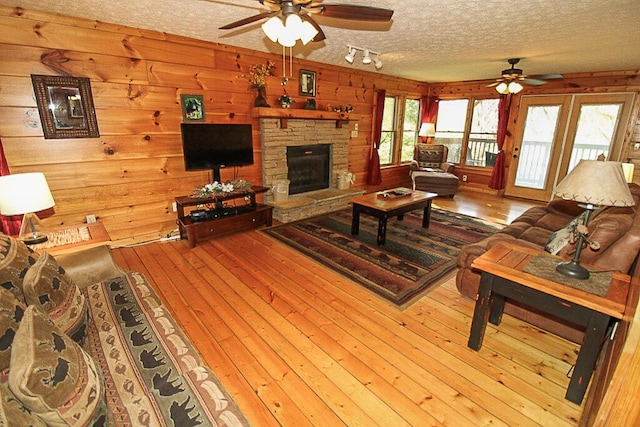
[3, 0, 640, 83]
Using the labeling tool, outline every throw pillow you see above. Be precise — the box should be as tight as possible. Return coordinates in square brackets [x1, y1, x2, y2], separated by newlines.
[0, 381, 47, 426]
[22, 252, 90, 345]
[9, 305, 107, 426]
[544, 212, 586, 255]
[416, 145, 445, 170]
[0, 288, 26, 380]
[0, 233, 39, 303]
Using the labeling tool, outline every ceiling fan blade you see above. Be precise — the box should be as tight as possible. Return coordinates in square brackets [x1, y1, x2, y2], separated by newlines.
[529, 73, 564, 80]
[486, 81, 501, 88]
[310, 4, 394, 21]
[303, 14, 326, 42]
[521, 78, 547, 86]
[219, 10, 278, 30]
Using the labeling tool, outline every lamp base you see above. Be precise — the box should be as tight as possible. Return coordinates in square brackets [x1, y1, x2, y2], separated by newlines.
[556, 260, 590, 280]
[18, 212, 49, 245]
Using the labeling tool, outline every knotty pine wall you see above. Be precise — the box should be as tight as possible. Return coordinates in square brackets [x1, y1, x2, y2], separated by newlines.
[1, 6, 638, 242]
[0, 6, 426, 242]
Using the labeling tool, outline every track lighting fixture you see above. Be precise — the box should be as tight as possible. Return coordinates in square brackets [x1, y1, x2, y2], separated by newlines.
[344, 47, 356, 64]
[344, 45, 383, 70]
[362, 50, 371, 64]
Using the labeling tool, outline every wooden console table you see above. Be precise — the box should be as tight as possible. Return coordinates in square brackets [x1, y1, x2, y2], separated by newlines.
[468, 242, 629, 405]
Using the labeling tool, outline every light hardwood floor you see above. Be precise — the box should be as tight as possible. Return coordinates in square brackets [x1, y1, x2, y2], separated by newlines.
[112, 190, 588, 426]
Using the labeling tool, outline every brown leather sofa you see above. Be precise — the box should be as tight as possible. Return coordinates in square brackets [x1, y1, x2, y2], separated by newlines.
[456, 183, 640, 342]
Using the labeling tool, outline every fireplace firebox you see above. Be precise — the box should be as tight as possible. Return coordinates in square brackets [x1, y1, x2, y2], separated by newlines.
[287, 144, 331, 195]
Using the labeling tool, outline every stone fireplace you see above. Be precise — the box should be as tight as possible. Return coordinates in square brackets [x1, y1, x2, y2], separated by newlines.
[259, 117, 363, 222]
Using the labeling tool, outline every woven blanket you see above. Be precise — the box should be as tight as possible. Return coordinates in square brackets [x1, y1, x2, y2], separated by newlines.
[83, 272, 248, 426]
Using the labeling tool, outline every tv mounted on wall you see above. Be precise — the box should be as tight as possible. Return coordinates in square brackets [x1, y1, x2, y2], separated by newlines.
[180, 123, 254, 182]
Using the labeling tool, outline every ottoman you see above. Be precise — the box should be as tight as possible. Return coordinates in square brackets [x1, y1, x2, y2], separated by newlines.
[411, 170, 459, 197]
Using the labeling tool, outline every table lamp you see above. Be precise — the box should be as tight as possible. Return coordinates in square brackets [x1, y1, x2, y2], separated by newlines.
[553, 160, 635, 279]
[418, 123, 436, 143]
[0, 172, 55, 244]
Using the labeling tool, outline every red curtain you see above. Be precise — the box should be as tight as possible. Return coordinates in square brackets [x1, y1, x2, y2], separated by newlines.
[367, 89, 386, 185]
[0, 139, 22, 235]
[488, 94, 512, 190]
[420, 95, 439, 124]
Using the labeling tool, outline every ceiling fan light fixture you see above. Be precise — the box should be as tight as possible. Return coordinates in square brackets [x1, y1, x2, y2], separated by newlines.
[278, 31, 297, 47]
[284, 13, 303, 33]
[299, 19, 318, 45]
[508, 81, 524, 94]
[362, 50, 371, 64]
[262, 16, 285, 43]
[495, 82, 509, 94]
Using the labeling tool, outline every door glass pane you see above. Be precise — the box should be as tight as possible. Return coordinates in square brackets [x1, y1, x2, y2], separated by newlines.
[514, 105, 561, 189]
[401, 98, 420, 163]
[567, 104, 622, 171]
[378, 96, 397, 165]
[434, 99, 468, 163]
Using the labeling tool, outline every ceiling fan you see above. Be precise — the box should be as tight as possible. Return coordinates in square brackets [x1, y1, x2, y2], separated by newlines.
[487, 58, 563, 93]
[218, 0, 394, 44]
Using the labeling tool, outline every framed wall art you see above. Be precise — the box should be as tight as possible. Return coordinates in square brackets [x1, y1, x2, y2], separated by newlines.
[299, 70, 316, 97]
[31, 74, 100, 139]
[180, 94, 205, 121]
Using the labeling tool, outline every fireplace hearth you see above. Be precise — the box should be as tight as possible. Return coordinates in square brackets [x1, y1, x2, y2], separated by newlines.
[287, 144, 330, 195]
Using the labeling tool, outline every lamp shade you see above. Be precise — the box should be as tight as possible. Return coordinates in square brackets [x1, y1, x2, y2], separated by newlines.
[0, 172, 55, 215]
[419, 123, 436, 138]
[554, 160, 635, 207]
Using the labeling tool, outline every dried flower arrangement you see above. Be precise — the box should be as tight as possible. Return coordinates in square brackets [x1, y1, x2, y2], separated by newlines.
[242, 61, 276, 89]
[192, 179, 252, 198]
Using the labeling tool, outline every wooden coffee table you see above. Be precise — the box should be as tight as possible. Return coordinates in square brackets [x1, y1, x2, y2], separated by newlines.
[349, 188, 437, 245]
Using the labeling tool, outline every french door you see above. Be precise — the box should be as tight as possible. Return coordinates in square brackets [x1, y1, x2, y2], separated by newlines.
[505, 93, 635, 201]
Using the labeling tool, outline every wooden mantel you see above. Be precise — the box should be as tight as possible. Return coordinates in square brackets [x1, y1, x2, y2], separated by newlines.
[251, 107, 354, 128]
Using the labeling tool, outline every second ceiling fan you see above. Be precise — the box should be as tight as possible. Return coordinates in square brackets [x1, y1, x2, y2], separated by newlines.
[487, 58, 563, 94]
[218, 0, 394, 45]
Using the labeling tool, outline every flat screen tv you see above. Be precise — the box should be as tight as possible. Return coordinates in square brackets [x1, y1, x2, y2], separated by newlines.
[180, 123, 254, 182]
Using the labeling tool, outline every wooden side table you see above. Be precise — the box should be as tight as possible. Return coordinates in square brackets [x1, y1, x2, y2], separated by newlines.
[468, 242, 629, 405]
[31, 222, 111, 255]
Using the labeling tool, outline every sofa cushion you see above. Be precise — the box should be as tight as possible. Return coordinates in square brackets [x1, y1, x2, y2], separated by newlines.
[0, 233, 39, 303]
[0, 381, 47, 426]
[0, 288, 26, 378]
[8, 305, 107, 426]
[22, 252, 90, 345]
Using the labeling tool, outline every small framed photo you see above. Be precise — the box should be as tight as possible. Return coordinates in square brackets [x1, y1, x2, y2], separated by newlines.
[180, 94, 205, 121]
[299, 70, 316, 97]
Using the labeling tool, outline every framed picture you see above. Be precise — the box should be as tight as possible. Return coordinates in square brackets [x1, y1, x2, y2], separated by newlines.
[31, 74, 100, 139]
[180, 94, 205, 121]
[299, 70, 316, 97]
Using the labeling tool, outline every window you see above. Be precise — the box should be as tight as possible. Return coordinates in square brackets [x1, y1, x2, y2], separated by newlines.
[378, 95, 421, 165]
[434, 98, 499, 167]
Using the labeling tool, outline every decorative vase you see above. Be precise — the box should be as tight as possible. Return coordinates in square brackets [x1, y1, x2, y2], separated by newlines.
[254, 87, 270, 107]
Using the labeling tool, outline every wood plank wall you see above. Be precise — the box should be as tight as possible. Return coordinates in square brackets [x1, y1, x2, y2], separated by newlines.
[0, 6, 426, 242]
[0, 5, 638, 242]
